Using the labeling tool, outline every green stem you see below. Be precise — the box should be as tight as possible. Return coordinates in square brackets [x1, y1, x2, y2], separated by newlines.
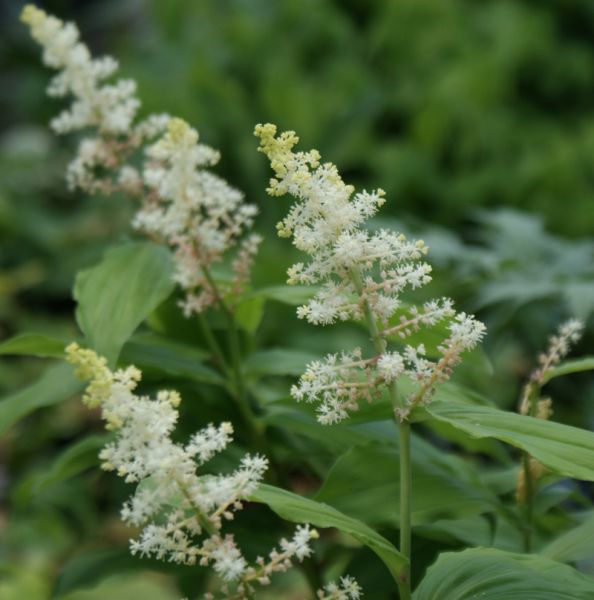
[399, 421, 412, 600]
[350, 268, 412, 598]
[522, 452, 534, 553]
[200, 267, 263, 441]
[521, 382, 539, 553]
[197, 312, 232, 378]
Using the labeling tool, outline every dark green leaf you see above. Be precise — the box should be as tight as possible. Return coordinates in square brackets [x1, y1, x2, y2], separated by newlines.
[33, 434, 109, 493]
[425, 401, 594, 481]
[0, 363, 82, 435]
[315, 443, 497, 527]
[120, 333, 224, 387]
[542, 513, 594, 564]
[413, 548, 594, 599]
[251, 483, 407, 582]
[244, 348, 319, 377]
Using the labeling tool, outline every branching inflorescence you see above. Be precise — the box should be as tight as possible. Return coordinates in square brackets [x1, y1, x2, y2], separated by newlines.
[22, 5, 261, 317]
[66, 343, 319, 598]
[255, 123, 485, 422]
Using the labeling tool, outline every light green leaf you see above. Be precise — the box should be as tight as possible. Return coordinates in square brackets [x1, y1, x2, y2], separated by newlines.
[0, 363, 82, 435]
[74, 242, 175, 365]
[244, 348, 319, 377]
[315, 443, 497, 527]
[542, 357, 594, 384]
[0, 333, 67, 358]
[251, 483, 407, 582]
[413, 547, 594, 599]
[425, 400, 594, 481]
[542, 513, 594, 564]
[254, 285, 319, 305]
[234, 296, 265, 333]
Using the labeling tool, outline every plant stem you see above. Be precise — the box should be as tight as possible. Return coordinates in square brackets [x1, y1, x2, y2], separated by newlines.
[399, 420, 412, 600]
[350, 268, 412, 599]
[197, 312, 232, 378]
[521, 383, 539, 553]
[200, 267, 263, 442]
[522, 452, 534, 552]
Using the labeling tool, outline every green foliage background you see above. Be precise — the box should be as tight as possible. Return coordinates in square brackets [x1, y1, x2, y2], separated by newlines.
[1, 0, 594, 598]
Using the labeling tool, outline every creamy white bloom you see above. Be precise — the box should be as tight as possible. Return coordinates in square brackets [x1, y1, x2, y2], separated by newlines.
[256, 123, 486, 422]
[135, 118, 260, 316]
[65, 344, 317, 596]
[23, 5, 261, 317]
[317, 575, 363, 600]
[21, 5, 139, 134]
[531, 318, 584, 385]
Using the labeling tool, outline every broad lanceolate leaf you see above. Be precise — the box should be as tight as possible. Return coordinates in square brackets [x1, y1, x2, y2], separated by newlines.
[33, 434, 109, 493]
[234, 296, 265, 333]
[0, 363, 82, 435]
[120, 333, 224, 387]
[251, 484, 407, 582]
[413, 547, 594, 600]
[315, 443, 497, 527]
[425, 400, 594, 481]
[244, 348, 320, 377]
[74, 242, 175, 365]
[254, 285, 319, 305]
[0, 333, 66, 358]
[542, 357, 594, 384]
[542, 513, 594, 564]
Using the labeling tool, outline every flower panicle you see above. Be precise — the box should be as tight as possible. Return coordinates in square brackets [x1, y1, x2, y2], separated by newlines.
[65, 343, 316, 597]
[256, 123, 486, 423]
[531, 318, 584, 385]
[22, 5, 261, 318]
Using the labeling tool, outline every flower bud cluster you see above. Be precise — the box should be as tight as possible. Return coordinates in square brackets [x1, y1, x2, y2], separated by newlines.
[317, 575, 363, 600]
[65, 344, 317, 597]
[530, 318, 584, 385]
[22, 5, 260, 316]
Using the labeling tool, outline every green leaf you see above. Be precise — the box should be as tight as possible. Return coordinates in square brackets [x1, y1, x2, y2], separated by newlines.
[52, 548, 181, 598]
[315, 443, 497, 527]
[251, 483, 407, 582]
[0, 333, 67, 358]
[542, 357, 594, 384]
[74, 242, 175, 365]
[33, 434, 109, 493]
[425, 400, 594, 481]
[244, 348, 319, 377]
[234, 296, 265, 333]
[0, 363, 82, 435]
[542, 513, 594, 564]
[254, 285, 319, 305]
[413, 548, 594, 599]
[120, 333, 224, 387]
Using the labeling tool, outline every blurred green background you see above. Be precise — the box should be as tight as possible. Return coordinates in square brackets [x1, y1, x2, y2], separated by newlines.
[2, 0, 594, 598]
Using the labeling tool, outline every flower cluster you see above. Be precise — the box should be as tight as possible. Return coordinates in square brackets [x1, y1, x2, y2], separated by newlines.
[529, 318, 584, 386]
[66, 343, 317, 598]
[516, 318, 584, 501]
[22, 5, 260, 316]
[256, 123, 485, 421]
[136, 118, 261, 315]
[317, 576, 363, 600]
